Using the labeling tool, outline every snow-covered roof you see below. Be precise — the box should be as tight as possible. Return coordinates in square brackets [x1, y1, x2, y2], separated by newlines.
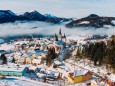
[26, 52, 34, 56]
[35, 51, 47, 56]
[54, 60, 62, 65]
[73, 69, 89, 77]
[32, 59, 42, 64]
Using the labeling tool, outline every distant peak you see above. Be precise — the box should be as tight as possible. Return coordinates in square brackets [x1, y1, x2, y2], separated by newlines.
[0, 10, 16, 16]
[29, 10, 40, 14]
[88, 14, 99, 18]
[44, 14, 56, 18]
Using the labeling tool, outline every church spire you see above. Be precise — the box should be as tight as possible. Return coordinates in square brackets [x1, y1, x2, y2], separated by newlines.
[59, 28, 62, 35]
[64, 33, 66, 38]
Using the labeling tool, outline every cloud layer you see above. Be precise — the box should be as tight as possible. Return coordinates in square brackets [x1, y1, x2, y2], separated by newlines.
[0, 21, 115, 38]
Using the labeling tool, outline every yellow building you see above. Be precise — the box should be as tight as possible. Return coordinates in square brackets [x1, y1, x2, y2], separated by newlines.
[67, 70, 92, 84]
[67, 72, 83, 84]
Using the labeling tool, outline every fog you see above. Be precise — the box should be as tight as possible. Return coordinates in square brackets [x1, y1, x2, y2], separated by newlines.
[0, 21, 115, 39]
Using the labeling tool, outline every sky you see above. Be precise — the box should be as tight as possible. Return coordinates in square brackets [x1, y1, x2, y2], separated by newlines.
[0, 0, 115, 18]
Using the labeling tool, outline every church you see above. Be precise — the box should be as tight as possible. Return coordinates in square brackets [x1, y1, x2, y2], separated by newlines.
[54, 28, 67, 48]
[54, 28, 66, 43]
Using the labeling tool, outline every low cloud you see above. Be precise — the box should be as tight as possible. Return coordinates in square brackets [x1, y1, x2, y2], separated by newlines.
[0, 21, 115, 39]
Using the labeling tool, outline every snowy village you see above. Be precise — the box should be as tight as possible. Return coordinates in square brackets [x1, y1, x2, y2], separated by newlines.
[0, 29, 114, 86]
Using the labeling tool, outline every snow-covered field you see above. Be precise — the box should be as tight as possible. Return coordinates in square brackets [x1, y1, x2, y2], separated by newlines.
[1, 77, 53, 86]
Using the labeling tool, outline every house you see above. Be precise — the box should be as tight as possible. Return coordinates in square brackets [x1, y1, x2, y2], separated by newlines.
[13, 52, 25, 64]
[33, 50, 47, 59]
[0, 63, 27, 76]
[67, 69, 92, 84]
[25, 56, 34, 64]
[82, 70, 92, 81]
[16, 57, 25, 64]
[40, 42, 47, 50]
[32, 59, 42, 65]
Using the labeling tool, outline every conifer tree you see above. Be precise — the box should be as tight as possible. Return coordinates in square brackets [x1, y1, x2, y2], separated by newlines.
[54, 33, 58, 41]
[1, 54, 7, 64]
[12, 57, 15, 63]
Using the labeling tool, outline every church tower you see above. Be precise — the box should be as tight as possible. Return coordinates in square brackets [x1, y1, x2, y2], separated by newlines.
[63, 33, 66, 43]
[59, 28, 62, 40]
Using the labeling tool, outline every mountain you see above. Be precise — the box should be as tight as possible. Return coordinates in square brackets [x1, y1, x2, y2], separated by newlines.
[0, 10, 18, 23]
[19, 11, 71, 23]
[19, 11, 46, 21]
[0, 10, 71, 24]
[66, 14, 115, 28]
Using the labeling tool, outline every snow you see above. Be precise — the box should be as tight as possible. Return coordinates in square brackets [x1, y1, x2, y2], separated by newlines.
[67, 57, 115, 81]
[111, 20, 115, 25]
[14, 41, 29, 45]
[0, 80, 19, 86]
[32, 59, 41, 65]
[74, 69, 85, 77]
[0, 63, 26, 72]
[0, 37, 114, 86]
[67, 35, 88, 41]
[104, 25, 112, 28]
[108, 74, 115, 82]
[78, 21, 90, 24]
[44, 14, 56, 18]
[3, 77, 53, 86]
[0, 44, 14, 51]
[54, 60, 62, 65]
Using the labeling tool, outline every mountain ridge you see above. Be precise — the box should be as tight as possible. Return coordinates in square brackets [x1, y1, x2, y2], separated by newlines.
[66, 14, 115, 28]
[0, 10, 72, 24]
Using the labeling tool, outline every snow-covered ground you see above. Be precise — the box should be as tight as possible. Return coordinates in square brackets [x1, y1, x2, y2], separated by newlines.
[0, 44, 14, 51]
[0, 80, 19, 86]
[2, 77, 53, 86]
[67, 35, 88, 41]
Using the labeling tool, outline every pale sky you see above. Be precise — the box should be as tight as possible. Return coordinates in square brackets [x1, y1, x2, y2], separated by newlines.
[0, 0, 115, 18]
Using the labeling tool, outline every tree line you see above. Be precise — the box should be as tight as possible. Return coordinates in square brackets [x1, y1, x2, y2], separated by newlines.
[75, 38, 115, 69]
